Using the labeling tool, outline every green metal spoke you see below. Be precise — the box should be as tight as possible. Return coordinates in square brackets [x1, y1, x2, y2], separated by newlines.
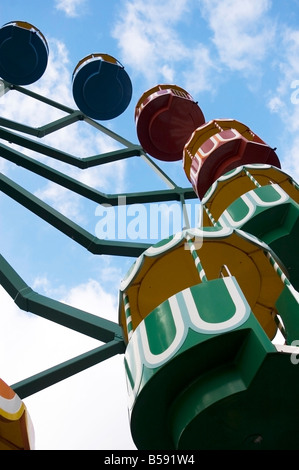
[84, 116, 139, 148]
[12, 339, 125, 399]
[7, 81, 76, 114]
[0, 141, 111, 204]
[0, 81, 186, 190]
[0, 76, 200, 422]
[0, 142, 195, 205]
[0, 127, 140, 166]
[0, 173, 150, 256]
[0, 254, 122, 342]
[0, 112, 84, 138]
[140, 151, 178, 190]
[4, 81, 137, 146]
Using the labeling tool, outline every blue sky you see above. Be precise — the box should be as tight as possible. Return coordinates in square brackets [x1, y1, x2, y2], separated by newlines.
[0, 0, 299, 450]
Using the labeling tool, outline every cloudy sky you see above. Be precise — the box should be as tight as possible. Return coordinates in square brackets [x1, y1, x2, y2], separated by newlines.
[0, 0, 299, 450]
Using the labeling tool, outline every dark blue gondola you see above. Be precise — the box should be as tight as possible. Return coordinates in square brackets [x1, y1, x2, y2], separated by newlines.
[0, 21, 48, 85]
[72, 53, 132, 120]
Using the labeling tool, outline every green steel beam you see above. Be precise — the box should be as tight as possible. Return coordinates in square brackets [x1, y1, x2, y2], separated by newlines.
[0, 81, 189, 192]
[0, 254, 122, 342]
[0, 80, 11, 98]
[0, 111, 83, 137]
[0, 173, 150, 256]
[0, 80, 198, 403]
[0, 132, 187, 198]
[0, 142, 195, 205]
[0, 126, 142, 167]
[12, 339, 125, 399]
[0, 130, 186, 197]
[5, 81, 135, 146]
[6, 81, 77, 114]
[0, 141, 113, 204]
[140, 151, 178, 190]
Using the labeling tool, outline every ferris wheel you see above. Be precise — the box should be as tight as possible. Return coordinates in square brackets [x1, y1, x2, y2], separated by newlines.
[1, 21, 299, 451]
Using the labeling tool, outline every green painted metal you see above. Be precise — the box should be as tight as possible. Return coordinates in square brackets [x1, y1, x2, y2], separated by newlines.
[124, 277, 282, 449]
[0, 173, 150, 256]
[219, 184, 299, 288]
[125, 264, 299, 449]
[0, 80, 196, 400]
[0, 126, 142, 167]
[0, 254, 122, 341]
[120, 154, 299, 448]
[12, 339, 125, 399]
[0, 141, 194, 205]
[171, 350, 299, 449]
[2, 71, 299, 450]
[0, 252, 125, 397]
[276, 283, 299, 344]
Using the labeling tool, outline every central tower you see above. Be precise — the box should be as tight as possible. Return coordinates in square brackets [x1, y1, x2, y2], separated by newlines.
[119, 84, 299, 450]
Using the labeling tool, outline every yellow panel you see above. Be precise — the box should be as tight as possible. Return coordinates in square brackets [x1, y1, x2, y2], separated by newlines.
[120, 231, 284, 341]
[203, 166, 298, 221]
[253, 304, 278, 340]
[0, 414, 29, 450]
[138, 248, 200, 321]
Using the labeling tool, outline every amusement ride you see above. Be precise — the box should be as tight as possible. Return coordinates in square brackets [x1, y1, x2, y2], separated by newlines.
[0, 21, 299, 450]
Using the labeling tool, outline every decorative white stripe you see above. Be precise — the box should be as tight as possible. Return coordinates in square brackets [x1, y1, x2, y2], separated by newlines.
[235, 228, 269, 250]
[120, 254, 144, 290]
[219, 184, 289, 229]
[249, 184, 289, 206]
[219, 194, 255, 228]
[275, 344, 299, 354]
[186, 226, 232, 239]
[288, 284, 299, 303]
[139, 295, 186, 368]
[201, 180, 218, 203]
[0, 393, 22, 416]
[182, 277, 249, 334]
[202, 164, 279, 203]
[125, 333, 143, 404]
[145, 232, 184, 256]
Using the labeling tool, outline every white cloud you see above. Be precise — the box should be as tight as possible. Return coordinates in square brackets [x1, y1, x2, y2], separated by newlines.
[34, 182, 85, 223]
[0, 284, 97, 382]
[62, 278, 118, 320]
[112, 0, 184, 81]
[268, 96, 284, 113]
[265, 26, 299, 177]
[112, 0, 216, 92]
[160, 64, 175, 83]
[0, 276, 119, 382]
[24, 354, 134, 450]
[200, 0, 275, 74]
[267, 28, 299, 107]
[112, 0, 275, 95]
[32, 275, 53, 293]
[55, 0, 88, 18]
[0, 279, 135, 450]
[182, 44, 219, 95]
